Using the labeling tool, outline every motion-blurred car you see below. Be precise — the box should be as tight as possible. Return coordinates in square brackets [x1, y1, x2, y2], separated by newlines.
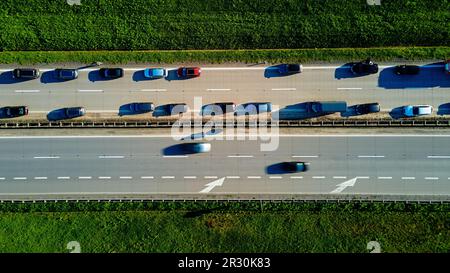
[202, 102, 236, 115]
[99, 68, 124, 79]
[0, 106, 28, 118]
[159, 103, 188, 116]
[402, 105, 433, 117]
[12, 68, 40, 79]
[184, 142, 211, 153]
[394, 65, 420, 75]
[119, 102, 154, 116]
[177, 67, 201, 78]
[62, 107, 86, 119]
[144, 68, 168, 79]
[55, 68, 79, 80]
[445, 60, 450, 74]
[235, 102, 272, 116]
[281, 162, 309, 173]
[278, 64, 303, 75]
[350, 59, 378, 75]
[355, 102, 380, 115]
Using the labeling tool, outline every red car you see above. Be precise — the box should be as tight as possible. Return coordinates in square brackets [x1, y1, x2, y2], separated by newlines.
[177, 67, 201, 78]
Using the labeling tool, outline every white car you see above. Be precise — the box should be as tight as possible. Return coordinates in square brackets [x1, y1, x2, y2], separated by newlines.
[402, 105, 433, 117]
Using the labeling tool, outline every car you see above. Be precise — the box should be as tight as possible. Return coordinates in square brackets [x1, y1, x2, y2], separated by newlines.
[55, 68, 79, 80]
[184, 142, 211, 153]
[445, 60, 450, 74]
[350, 59, 378, 75]
[159, 103, 188, 116]
[402, 105, 433, 117]
[306, 101, 347, 114]
[394, 65, 420, 75]
[202, 102, 236, 115]
[235, 102, 272, 116]
[63, 107, 86, 119]
[0, 106, 28, 118]
[144, 68, 168, 79]
[177, 67, 201, 78]
[281, 162, 309, 173]
[99, 68, 124, 79]
[355, 102, 380, 115]
[12, 68, 40, 79]
[120, 102, 154, 116]
[278, 64, 303, 75]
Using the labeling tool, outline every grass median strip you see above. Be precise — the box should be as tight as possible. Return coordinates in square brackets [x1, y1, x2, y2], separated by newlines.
[0, 201, 448, 253]
[1, 47, 449, 65]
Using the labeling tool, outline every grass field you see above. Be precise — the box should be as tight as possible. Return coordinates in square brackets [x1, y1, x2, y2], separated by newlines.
[1, 47, 449, 64]
[0, 202, 448, 253]
[0, 0, 448, 51]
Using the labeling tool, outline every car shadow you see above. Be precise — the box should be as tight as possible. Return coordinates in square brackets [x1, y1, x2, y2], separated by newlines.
[334, 63, 359, 79]
[341, 105, 360, 117]
[437, 103, 450, 115]
[40, 71, 65, 84]
[266, 163, 291, 174]
[165, 69, 186, 81]
[273, 102, 327, 120]
[47, 108, 68, 121]
[378, 62, 450, 89]
[180, 128, 223, 141]
[0, 107, 11, 119]
[0, 71, 29, 84]
[162, 143, 199, 156]
[389, 106, 407, 119]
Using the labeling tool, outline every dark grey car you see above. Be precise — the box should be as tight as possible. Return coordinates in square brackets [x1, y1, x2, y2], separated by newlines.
[13, 68, 40, 79]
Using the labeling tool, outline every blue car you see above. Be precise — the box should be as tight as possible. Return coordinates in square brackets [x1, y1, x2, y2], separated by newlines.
[281, 162, 309, 173]
[184, 143, 211, 153]
[144, 68, 168, 79]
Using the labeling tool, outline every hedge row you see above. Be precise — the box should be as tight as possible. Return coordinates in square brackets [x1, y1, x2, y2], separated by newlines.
[1, 47, 449, 64]
[0, 0, 448, 50]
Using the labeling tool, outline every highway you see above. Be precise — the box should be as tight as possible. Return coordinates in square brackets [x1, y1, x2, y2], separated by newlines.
[0, 64, 449, 117]
[1, 134, 450, 196]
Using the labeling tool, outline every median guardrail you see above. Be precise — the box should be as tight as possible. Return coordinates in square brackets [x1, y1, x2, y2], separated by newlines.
[1, 118, 450, 128]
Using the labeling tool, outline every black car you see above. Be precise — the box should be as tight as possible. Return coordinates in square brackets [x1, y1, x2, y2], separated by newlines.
[278, 64, 303, 75]
[350, 59, 378, 75]
[63, 107, 86, 119]
[394, 65, 420, 75]
[55, 69, 79, 80]
[99, 68, 124, 79]
[12, 68, 40, 79]
[355, 103, 380, 115]
[0, 106, 28, 118]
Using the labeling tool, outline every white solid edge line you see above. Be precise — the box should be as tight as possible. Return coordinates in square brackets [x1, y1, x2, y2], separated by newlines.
[14, 90, 40, 93]
[3, 134, 450, 139]
[78, 89, 103, 92]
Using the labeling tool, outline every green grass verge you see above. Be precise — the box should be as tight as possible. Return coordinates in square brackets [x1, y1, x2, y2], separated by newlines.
[0, 201, 448, 253]
[1, 47, 449, 65]
[0, 0, 448, 51]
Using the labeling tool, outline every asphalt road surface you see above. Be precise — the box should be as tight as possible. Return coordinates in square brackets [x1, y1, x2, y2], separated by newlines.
[1, 134, 450, 196]
[0, 63, 449, 118]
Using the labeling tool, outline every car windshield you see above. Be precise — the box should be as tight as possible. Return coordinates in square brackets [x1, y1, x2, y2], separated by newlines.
[288, 64, 298, 71]
[187, 69, 194, 74]
[61, 70, 72, 76]
[22, 70, 34, 76]
[413, 108, 420, 115]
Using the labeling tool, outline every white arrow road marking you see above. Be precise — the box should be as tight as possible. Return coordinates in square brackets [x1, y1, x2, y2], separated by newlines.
[331, 177, 359, 194]
[200, 177, 225, 193]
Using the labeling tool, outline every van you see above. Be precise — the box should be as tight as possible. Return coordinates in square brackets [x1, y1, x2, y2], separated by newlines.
[307, 101, 347, 113]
